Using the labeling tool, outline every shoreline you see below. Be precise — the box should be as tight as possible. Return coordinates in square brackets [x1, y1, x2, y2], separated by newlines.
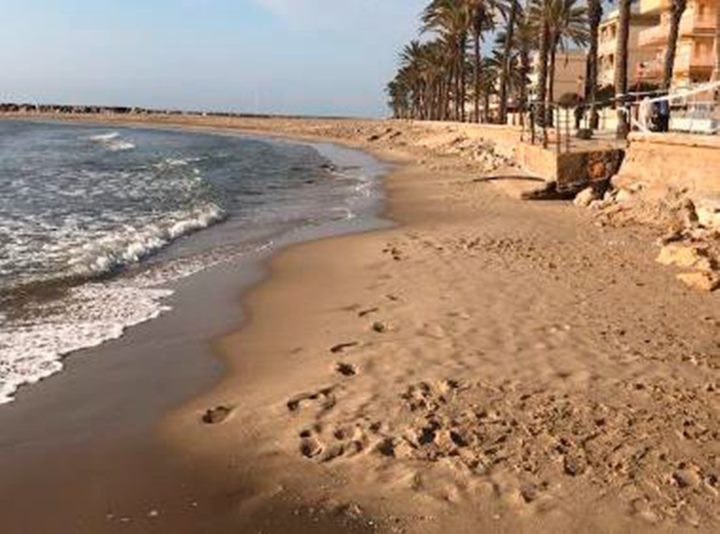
[2, 115, 719, 533]
[0, 117, 398, 533]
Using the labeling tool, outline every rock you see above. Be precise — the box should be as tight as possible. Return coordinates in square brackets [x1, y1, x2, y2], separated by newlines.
[573, 187, 598, 208]
[656, 244, 714, 271]
[679, 198, 699, 228]
[372, 321, 388, 333]
[697, 205, 720, 230]
[677, 272, 720, 292]
[615, 189, 635, 204]
[563, 453, 588, 476]
[657, 228, 684, 246]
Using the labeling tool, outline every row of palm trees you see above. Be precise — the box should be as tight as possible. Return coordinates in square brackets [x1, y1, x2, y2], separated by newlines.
[387, 0, 720, 135]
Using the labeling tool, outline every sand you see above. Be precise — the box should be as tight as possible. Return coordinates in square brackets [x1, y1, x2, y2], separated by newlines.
[3, 114, 720, 533]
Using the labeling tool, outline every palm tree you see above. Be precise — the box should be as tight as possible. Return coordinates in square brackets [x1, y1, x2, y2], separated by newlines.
[545, 0, 589, 106]
[479, 56, 501, 120]
[585, 0, 604, 128]
[517, 7, 536, 124]
[469, 0, 489, 122]
[714, 3, 720, 83]
[615, 0, 632, 138]
[423, 0, 473, 121]
[663, 0, 688, 90]
[535, 0, 551, 125]
[498, 0, 520, 123]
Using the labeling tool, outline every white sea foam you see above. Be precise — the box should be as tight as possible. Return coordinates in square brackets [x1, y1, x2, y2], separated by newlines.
[89, 132, 120, 141]
[89, 131, 135, 151]
[107, 140, 136, 152]
[67, 203, 226, 278]
[0, 283, 173, 404]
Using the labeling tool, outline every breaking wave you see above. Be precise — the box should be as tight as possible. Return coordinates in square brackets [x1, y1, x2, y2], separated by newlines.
[89, 131, 135, 151]
[67, 203, 226, 278]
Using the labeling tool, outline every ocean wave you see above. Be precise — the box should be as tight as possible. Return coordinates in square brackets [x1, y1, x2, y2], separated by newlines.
[67, 203, 226, 278]
[107, 140, 136, 152]
[89, 131, 135, 151]
[0, 283, 174, 405]
[89, 132, 120, 141]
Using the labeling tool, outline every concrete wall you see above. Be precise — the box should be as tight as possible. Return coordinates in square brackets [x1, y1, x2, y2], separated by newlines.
[614, 132, 720, 200]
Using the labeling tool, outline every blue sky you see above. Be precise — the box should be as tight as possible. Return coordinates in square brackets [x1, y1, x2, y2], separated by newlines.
[0, 0, 428, 117]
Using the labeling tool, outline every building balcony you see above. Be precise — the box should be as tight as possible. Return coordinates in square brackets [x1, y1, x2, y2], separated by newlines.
[674, 50, 716, 74]
[638, 0, 671, 16]
[638, 24, 668, 47]
[639, 12, 718, 48]
[679, 13, 717, 35]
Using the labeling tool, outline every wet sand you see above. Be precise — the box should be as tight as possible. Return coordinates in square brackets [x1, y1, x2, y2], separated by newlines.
[2, 115, 719, 533]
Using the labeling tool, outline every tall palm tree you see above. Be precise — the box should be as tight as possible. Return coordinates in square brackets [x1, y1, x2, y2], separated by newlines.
[545, 0, 589, 105]
[663, 0, 688, 90]
[585, 0, 604, 128]
[615, 0, 632, 138]
[498, 0, 520, 123]
[466, 0, 511, 122]
[714, 3, 720, 83]
[535, 0, 551, 125]
[515, 6, 536, 124]
[423, 0, 473, 121]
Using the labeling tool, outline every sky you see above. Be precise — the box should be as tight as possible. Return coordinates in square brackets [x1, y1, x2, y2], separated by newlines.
[0, 0, 427, 118]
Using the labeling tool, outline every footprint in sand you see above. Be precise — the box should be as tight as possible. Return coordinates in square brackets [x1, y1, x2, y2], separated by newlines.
[358, 307, 379, 318]
[330, 342, 359, 354]
[287, 387, 336, 413]
[335, 362, 358, 377]
[201, 405, 234, 425]
[297, 424, 371, 463]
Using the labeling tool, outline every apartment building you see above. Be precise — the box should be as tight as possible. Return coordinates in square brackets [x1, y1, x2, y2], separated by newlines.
[636, 0, 718, 86]
[598, 7, 660, 87]
[528, 49, 588, 102]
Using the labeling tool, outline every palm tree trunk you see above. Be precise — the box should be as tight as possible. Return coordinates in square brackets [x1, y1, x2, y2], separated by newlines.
[714, 1, 720, 83]
[548, 37, 558, 104]
[519, 42, 530, 127]
[536, 4, 550, 127]
[663, 0, 688, 90]
[474, 30, 482, 123]
[499, 0, 518, 125]
[460, 35, 467, 122]
[456, 54, 463, 121]
[615, 0, 632, 139]
[586, 0, 603, 128]
[714, 2, 720, 83]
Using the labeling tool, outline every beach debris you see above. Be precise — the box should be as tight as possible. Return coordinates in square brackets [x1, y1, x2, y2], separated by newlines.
[676, 272, 720, 293]
[656, 244, 715, 271]
[330, 342, 359, 354]
[147, 509, 160, 518]
[201, 405, 233, 425]
[372, 321, 388, 333]
[358, 307, 379, 318]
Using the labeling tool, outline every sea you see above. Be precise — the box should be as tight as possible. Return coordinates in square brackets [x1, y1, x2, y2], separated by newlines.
[0, 120, 386, 404]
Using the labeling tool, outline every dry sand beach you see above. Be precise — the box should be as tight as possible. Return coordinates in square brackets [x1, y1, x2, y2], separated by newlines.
[2, 115, 720, 533]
